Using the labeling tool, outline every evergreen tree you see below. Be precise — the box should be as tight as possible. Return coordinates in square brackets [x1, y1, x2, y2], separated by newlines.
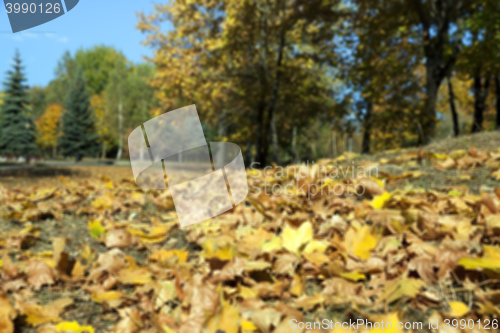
[0, 51, 37, 163]
[58, 69, 100, 162]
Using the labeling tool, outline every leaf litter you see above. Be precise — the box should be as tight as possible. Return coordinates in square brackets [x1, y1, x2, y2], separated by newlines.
[0, 147, 500, 332]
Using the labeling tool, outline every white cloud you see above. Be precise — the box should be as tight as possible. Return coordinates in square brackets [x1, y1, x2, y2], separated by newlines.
[2, 32, 69, 43]
[45, 32, 70, 43]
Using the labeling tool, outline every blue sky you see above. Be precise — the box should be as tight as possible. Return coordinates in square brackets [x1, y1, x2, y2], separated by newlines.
[0, 0, 164, 87]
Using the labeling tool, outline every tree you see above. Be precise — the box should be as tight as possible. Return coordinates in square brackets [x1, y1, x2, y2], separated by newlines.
[496, 76, 500, 130]
[58, 70, 100, 162]
[90, 93, 113, 159]
[409, 0, 474, 141]
[74, 46, 127, 95]
[138, 0, 343, 165]
[105, 57, 129, 160]
[29, 86, 48, 118]
[446, 76, 459, 137]
[35, 103, 63, 157]
[455, 0, 500, 133]
[344, 1, 423, 151]
[0, 51, 37, 163]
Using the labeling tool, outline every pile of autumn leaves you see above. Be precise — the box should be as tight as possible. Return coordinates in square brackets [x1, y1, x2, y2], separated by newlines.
[1, 147, 500, 332]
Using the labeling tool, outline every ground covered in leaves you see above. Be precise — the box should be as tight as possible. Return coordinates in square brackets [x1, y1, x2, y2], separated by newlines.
[1, 135, 500, 332]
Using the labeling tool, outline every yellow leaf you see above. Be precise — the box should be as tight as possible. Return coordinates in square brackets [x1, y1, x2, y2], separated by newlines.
[55, 321, 95, 333]
[202, 238, 236, 261]
[87, 220, 105, 239]
[238, 285, 258, 299]
[382, 278, 425, 304]
[303, 240, 328, 254]
[150, 249, 188, 266]
[458, 245, 500, 273]
[450, 149, 467, 159]
[90, 197, 112, 210]
[0, 295, 16, 333]
[18, 298, 73, 326]
[371, 177, 385, 189]
[161, 325, 177, 333]
[433, 153, 448, 160]
[290, 273, 305, 297]
[155, 281, 176, 309]
[448, 301, 469, 318]
[371, 192, 391, 210]
[206, 302, 239, 333]
[282, 221, 313, 255]
[340, 271, 366, 281]
[241, 319, 258, 333]
[342, 226, 381, 260]
[261, 237, 283, 253]
[91, 291, 124, 304]
[117, 268, 152, 285]
[128, 225, 172, 244]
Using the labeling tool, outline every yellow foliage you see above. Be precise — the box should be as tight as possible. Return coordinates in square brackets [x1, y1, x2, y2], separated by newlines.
[55, 321, 95, 333]
[448, 301, 469, 318]
[282, 221, 313, 255]
[36, 103, 62, 149]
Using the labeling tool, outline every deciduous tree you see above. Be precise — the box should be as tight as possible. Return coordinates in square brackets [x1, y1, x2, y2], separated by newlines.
[35, 103, 62, 156]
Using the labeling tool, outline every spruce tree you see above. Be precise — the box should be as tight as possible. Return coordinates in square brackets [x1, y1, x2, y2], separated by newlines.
[58, 69, 100, 162]
[0, 51, 37, 163]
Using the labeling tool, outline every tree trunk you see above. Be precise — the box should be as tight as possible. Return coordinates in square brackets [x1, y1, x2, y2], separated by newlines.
[255, 102, 266, 166]
[291, 125, 298, 163]
[412, 0, 459, 143]
[422, 63, 440, 143]
[116, 101, 123, 160]
[447, 77, 459, 137]
[216, 115, 227, 166]
[101, 142, 106, 159]
[471, 73, 490, 133]
[311, 143, 316, 160]
[331, 130, 337, 158]
[362, 100, 373, 154]
[271, 111, 279, 164]
[496, 76, 500, 130]
[256, 0, 286, 166]
[244, 140, 252, 168]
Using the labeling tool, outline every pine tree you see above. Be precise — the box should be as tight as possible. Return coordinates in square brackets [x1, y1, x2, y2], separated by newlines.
[0, 51, 37, 163]
[58, 69, 100, 162]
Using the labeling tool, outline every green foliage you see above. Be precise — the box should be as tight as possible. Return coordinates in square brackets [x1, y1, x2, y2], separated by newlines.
[0, 51, 37, 158]
[29, 86, 48, 118]
[74, 45, 127, 95]
[58, 70, 100, 161]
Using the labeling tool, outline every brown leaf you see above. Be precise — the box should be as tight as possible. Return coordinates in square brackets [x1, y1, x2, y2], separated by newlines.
[274, 253, 299, 276]
[251, 308, 283, 333]
[15, 297, 73, 326]
[114, 307, 143, 333]
[357, 178, 384, 197]
[0, 295, 16, 333]
[26, 261, 56, 290]
[105, 229, 134, 248]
